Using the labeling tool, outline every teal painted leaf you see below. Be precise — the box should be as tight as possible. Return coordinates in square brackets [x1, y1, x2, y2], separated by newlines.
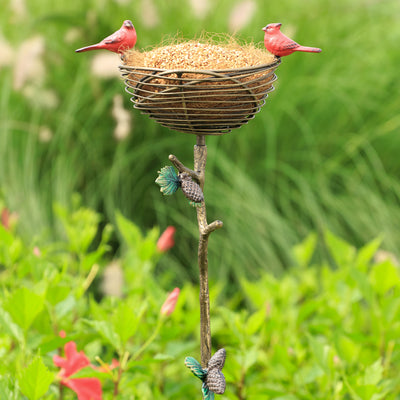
[185, 356, 206, 380]
[202, 383, 215, 400]
[156, 166, 180, 196]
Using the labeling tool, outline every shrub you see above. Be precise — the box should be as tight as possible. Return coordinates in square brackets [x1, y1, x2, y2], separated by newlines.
[0, 204, 399, 398]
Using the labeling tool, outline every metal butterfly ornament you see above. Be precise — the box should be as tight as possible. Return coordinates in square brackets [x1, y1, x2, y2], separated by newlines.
[185, 348, 226, 399]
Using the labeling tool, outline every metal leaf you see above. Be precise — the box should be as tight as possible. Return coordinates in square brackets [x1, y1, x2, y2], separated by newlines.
[155, 166, 180, 195]
[202, 383, 215, 400]
[185, 356, 206, 381]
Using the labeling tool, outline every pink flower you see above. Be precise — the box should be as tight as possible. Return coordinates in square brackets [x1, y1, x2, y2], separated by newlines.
[157, 226, 176, 252]
[33, 246, 41, 257]
[62, 378, 102, 400]
[1, 207, 18, 230]
[59, 330, 66, 338]
[160, 287, 180, 316]
[1, 208, 10, 230]
[53, 341, 102, 400]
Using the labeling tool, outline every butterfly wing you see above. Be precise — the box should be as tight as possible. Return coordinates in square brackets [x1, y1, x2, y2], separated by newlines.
[185, 356, 207, 381]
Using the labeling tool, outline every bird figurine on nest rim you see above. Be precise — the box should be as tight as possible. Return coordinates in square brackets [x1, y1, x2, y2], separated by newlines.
[263, 23, 321, 57]
[75, 20, 137, 54]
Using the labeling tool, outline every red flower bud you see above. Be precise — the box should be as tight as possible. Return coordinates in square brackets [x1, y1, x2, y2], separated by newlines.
[1, 208, 10, 230]
[160, 287, 180, 316]
[157, 226, 176, 252]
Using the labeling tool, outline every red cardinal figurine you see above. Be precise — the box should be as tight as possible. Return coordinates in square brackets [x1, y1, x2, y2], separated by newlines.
[75, 20, 137, 54]
[262, 23, 321, 57]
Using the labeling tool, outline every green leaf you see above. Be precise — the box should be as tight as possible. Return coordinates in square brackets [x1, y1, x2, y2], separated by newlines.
[355, 236, 382, 271]
[294, 363, 325, 385]
[245, 308, 266, 336]
[243, 346, 259, 370]
[19, 357, 53, 400]
[292, 232, 317, 268]
[363, 359, 383, 386]
[4, 287, 44, 331]
[54, 294, 77, 319]
[112, 303, 139, 344]
[307, 335, 331, 372]
[45, 284, 71, 306]
[0, 376, 19, 400]
[350, 268, 375, 304]
[334, 334, 361, 364]
[139, 227, 159, 261]
[382, 296, 400, 324]
[369, 261, 400, 295]
[273, 395, 301, 400]
[0, 225, 23, 264]
[115, 210, 143, 250]
[0, 307, 24, 343]
[84, 319, 121, 351]
[54, 202, 101, 255]
[324, 230, 355, 266]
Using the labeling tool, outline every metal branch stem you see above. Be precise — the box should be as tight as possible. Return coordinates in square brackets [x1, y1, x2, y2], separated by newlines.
[170, 134, 223, 367]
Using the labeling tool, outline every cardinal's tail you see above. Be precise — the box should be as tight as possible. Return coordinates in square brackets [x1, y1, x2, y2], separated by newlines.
[296, 46, 322, 53]
[75, 44, 101, 53]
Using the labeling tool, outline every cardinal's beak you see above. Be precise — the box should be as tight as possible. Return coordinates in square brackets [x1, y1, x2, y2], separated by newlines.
[262, 26, 267, 32]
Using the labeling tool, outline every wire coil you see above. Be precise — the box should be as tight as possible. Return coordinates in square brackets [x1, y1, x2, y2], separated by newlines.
[120, 58, 280, 135]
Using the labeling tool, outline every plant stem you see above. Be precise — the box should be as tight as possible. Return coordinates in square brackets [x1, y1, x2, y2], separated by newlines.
[132, 318, 163, 361]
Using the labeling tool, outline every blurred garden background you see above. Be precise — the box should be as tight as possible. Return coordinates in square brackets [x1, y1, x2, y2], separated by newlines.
[1, 0, 400, 398]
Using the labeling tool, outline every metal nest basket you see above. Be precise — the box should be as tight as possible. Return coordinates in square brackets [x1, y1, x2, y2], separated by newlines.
[119, 58, 281, 136]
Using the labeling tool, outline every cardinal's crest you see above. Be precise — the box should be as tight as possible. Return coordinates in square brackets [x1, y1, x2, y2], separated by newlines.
[185, 348, 226, 399]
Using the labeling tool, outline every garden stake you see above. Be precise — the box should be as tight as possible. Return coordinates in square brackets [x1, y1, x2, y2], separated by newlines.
[77, 25, 323, 398]
[120, 37, 281, 399]
[168, 134, 223, 366]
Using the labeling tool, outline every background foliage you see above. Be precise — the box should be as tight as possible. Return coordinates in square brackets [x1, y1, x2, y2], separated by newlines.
[1, 0, 399, 281]
[1, 208, 400, 399]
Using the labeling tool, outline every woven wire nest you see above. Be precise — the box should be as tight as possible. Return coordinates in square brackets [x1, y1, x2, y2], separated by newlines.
[119, 41, 281, 136]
